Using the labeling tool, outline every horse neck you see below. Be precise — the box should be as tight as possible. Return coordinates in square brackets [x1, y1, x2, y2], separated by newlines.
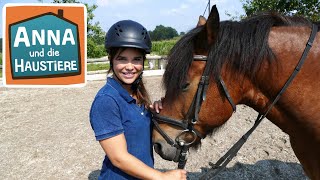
[233, 26, 320, 136]
[222, 66, 295, 134]
[222, 69, 270, 113]
[208, 25, 320, 137]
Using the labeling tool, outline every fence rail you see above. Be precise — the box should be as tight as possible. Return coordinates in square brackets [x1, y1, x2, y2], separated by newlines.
[0, 55, 168, 70]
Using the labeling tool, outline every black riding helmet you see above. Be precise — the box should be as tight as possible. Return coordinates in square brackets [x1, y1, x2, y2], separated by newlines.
[105, 20, 151, 87]
[105, 20, 152, 54]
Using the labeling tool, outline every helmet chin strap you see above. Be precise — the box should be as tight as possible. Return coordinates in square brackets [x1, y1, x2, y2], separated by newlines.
[131, 72, 143, 90]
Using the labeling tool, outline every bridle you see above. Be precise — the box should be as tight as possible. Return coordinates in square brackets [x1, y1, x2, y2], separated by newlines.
[152, 24, 318, 176]
[152, 54, 236, 169]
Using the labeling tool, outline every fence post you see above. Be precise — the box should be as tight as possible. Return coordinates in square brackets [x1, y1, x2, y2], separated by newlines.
[160, 56, 167, 70]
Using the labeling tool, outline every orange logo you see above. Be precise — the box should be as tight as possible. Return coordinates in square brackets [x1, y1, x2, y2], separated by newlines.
[3, 3, 87, 87]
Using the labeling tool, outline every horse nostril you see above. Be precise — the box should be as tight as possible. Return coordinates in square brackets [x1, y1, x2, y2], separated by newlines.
[153, 141, 177, 161]
[153, 142, 162, 154]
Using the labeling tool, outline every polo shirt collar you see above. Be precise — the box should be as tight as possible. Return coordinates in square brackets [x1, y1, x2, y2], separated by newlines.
[107, 77, 135, 103]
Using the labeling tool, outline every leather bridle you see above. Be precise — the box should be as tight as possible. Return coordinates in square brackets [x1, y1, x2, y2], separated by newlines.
[152, 54, 236, 169]
[152, 24, 318, 176]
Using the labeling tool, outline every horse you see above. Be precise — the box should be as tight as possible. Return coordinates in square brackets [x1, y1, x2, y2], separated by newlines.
[152, 5, 320, 179]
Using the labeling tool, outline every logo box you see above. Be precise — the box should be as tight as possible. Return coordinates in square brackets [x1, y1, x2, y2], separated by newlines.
[2, 4, 87, 87]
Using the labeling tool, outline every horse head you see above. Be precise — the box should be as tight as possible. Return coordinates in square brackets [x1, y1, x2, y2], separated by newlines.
[152, 5, 238, 162]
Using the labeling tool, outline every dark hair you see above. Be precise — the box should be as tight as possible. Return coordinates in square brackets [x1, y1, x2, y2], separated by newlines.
[164, 12, 314, 100]
[108, 47, 151, 106]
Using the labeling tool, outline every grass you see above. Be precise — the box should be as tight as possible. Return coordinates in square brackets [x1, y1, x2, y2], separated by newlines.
[87, 63, 110, 72]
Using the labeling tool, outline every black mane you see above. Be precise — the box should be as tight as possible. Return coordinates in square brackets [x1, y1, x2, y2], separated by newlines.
[163, 12, 313, 100]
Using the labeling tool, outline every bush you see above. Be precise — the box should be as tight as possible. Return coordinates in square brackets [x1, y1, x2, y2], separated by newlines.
[87, 38, 107, 58]
[151, 38, 178, 55]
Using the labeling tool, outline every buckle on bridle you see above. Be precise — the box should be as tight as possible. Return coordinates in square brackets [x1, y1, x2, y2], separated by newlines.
[200, 75, 209, 85]
[175, 129, 197, 147]
[191, 118, 197, 124]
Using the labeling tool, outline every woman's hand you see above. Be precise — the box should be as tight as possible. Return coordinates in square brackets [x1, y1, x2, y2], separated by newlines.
[161, 169, 187, 180]
[149, 97, 163, 113]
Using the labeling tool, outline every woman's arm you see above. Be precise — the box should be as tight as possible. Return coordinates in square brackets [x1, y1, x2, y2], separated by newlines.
[99, 133, 186, 180]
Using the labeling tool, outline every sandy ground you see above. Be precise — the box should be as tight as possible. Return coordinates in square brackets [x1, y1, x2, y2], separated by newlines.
[0, 76, 307, 180]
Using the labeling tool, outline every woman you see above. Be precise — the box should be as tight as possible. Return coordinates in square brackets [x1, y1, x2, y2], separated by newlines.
[90, 20, 186, 180]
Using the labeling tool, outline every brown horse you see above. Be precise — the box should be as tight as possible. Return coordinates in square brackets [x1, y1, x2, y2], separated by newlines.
[152, 5, 320, 179]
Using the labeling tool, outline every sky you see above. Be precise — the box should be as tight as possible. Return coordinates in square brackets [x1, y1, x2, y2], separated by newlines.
[0, 0, 245, 38]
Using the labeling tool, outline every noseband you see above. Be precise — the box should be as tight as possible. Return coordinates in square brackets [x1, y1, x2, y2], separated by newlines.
[153, 24, 318, 175]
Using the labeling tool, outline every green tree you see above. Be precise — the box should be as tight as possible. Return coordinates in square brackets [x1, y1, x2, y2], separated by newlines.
[87, 38, 105, 58]
[149, 25, 179, 41]
[51, 0, 106, 57]
[0, 38, 2, 53]
[241, 0, 320, 21]
[86, 4, 105, 45]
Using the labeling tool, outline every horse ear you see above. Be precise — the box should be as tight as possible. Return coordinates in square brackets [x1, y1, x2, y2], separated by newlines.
[197, 15, 207, 27]
[206, 5, 220, 45]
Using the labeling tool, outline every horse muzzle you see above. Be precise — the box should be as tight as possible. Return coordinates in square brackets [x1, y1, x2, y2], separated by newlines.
[153, 140, 181, 162]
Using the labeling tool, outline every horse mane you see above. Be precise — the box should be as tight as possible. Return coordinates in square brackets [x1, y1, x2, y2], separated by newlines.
[163, 12, 313, 100]
[163, 26, 203, 100]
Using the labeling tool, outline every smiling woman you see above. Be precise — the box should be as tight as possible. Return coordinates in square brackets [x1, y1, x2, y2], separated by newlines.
[89, 19, 186, 180]
[109, 48, 144, 86]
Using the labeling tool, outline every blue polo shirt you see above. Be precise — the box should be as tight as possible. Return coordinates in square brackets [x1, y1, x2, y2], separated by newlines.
[90, 77, 154, 180]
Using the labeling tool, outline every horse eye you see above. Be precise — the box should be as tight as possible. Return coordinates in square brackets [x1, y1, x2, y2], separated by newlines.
[182, 83, 190, 91]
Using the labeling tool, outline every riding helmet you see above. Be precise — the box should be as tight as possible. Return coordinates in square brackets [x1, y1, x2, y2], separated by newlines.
[105, 20, 152, 54]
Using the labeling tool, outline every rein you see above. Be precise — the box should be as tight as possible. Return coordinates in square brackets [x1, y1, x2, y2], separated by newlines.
[152, 24, 318, 176]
